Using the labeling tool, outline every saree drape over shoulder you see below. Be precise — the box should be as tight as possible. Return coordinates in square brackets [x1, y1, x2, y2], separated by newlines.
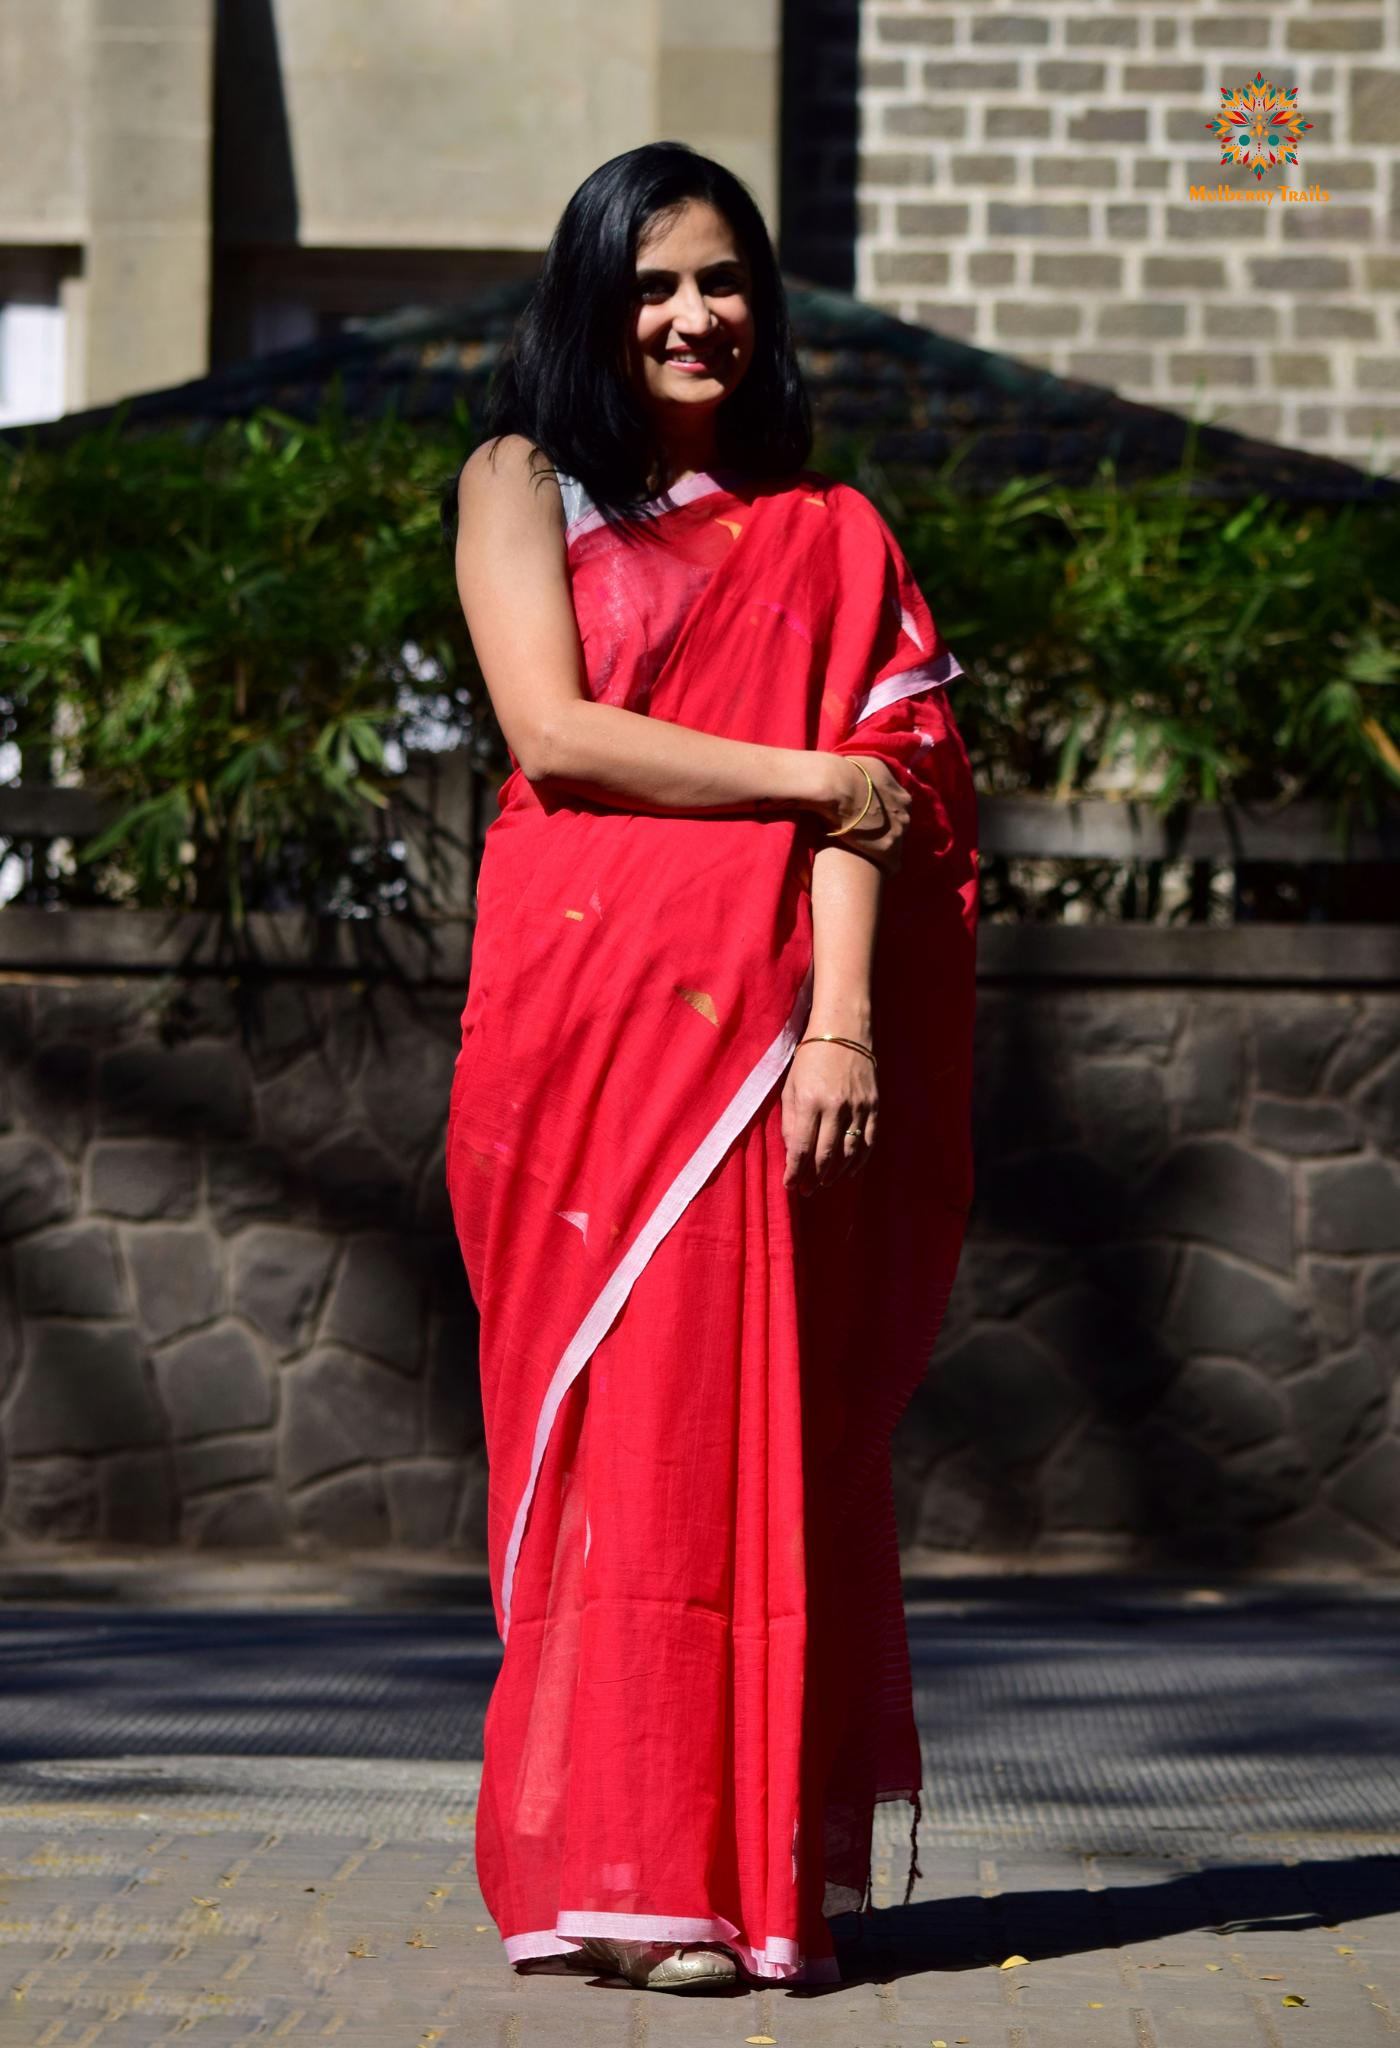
[446, 470, 978, 1983]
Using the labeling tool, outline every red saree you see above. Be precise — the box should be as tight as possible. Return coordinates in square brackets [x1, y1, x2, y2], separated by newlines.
[446, 469, 977, 1981]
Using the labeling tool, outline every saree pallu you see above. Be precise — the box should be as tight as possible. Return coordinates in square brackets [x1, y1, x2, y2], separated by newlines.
[446, 470, 978, 1981]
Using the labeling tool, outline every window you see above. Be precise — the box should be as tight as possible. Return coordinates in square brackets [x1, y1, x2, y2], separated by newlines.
[0, 302, 66, 427]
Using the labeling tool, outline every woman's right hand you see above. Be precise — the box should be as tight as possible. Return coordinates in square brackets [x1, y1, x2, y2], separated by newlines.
[811, 755, 911, 873]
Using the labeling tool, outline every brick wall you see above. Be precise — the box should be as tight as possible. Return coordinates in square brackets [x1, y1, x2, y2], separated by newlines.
[856, 0, 1400, 469]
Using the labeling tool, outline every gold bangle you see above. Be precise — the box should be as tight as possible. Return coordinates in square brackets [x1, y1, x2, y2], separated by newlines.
[828, 761, 875, 839]
[795, 1033, 878, 1069]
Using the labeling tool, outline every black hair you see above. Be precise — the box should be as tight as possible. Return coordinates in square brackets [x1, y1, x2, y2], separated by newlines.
[445, 142, 810, 533]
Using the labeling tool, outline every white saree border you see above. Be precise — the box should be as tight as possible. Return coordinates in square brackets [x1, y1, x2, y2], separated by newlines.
[851, 648, 962, 728]
[498, 967, 815, 1639]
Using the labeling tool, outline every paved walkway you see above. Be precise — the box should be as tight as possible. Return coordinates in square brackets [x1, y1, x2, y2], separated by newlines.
[4, 1577, 1400, 2044]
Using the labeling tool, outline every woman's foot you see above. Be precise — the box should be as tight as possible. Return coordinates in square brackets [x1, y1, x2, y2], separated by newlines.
[579, 1937, 737, 1992]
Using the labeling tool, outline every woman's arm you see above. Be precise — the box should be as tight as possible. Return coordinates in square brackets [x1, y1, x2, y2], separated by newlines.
[455, 437, 910, 857]
[781, 844, 881, 1193]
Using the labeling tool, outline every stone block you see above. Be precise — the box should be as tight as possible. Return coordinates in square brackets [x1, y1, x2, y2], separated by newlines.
[876, 252, 952, 287]
[1365, 256, 1400, 291]
[1169, 352, 1257, 386]
[385, 1459, 464, 1550]
[895, 205, 968, 239]
[1033, 157, 1119, 190]
[155, 1322, 274, 1440]
[1033, 253, 1122, 289]
[986, 109, 1051, 140]
[184, 1484, 289, 1549]
[953, 155, 1018, 188]
[1357, 1056, 1400, 1156]
[308, 1131, 410, 1227]
[0, 986, 32, 1062]
[1060, 996, 1183, 1063]
[88, 1142, 198, 1221]
[1124, 63, 1205, 92]
[1074, 1061, 1169, 1178]
[1067, 19, 1138, 49]
[963, 1245, 1066, 1321]
[924, 62, 1021, 93]
[290, 1466, 390, 1548]
[175, 1431, 276, 1495]
[1166, 1249, 1315, 1372]
[1220, 1436, 1314, 1527]
[1170, 1010, 1245, 1134]
[0, 1135, 73, 1239]
[1083, 1242, 1180, 1324]
[1193, 16, 1273, 49]
[1069, 352, 1154, 386]
[1362, 1261, 1400, 1343]
[1272, 354, 1333, 390]
[1250, 1098, 1358, 1157]
[1139, 1141, 1293, 1273]
[977, 1148, 1125, 1246]
[1359, 358, 1400, 392]
[876, 15, 953, 47]
[454, 1448, 490, 1556]
[1304, 1260, 1357, 1348]
[1329, 1436, 1400, 1546]
[1027, 1285, 1179, 1425]
[923, 1327, 1081, 1466]
[974, 1003, 1077, 1160]
[1135, 1420, 1226, 1531]
[1168, 207, 1268, 242]
[206, 1145, 303, 1234]
[1255, 1502, 1392, 1573]
[1099, 303, 1188, 340]
[1038, 61, 1107, 93]
[996, 302, 1081, 339]
[16, 1224, 123, 1318]
[1107, 206, 1150, 240]
[1160, 1356, 1289, 1456]
[322, 989, 368, 1086]
[257, 1056, 348, 1154]
[1134, 164, 1171, 193]
[16, 1044, 94, 1157]
[229, 1226, 337, 1354]
[1209, 305, 1278, 340]
[8, 1323, 164, 1455]
[125, 1226, 222, 1343]
[1250, 258, 1352, 291]
[1288, 1348, 1388, 1475]
[972, 14, 1049, 45]
[1039, 1424, 1151, 1533]
[31, 984, 136, 1043]
[1334, 1010, 1400, 1095]
[1308, 160, 1377, 193]
[859, 152, 934, 187]
[1291, 18, 1382, 51]
[1344, 406, 1400, 440]
[242, 983, 325, 1078]
[1305, 1159, 1400, 1255]
[280, 1344, 418, 1488]
[426, 1313, 484, 1455]
[988, 202, 1092, 237]
[360, 1034, 457, 1164]
[100, 1448, 177, 1544]
[2, 1457, 99, 1541]
[416, 1145, 454, 1234]
[99, 1042, 252, 1139]
[886, 105, 965, 139]
[913, 1446, 1036, 1553]
[321, 1232, 428, 1376]
[1146, 257, 1227, 289]
[915, 304, 979, 342]
[1284, 205, 1374, 243]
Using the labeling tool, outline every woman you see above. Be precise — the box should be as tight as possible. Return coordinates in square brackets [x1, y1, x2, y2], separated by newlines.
[446, 143, 977, 1993]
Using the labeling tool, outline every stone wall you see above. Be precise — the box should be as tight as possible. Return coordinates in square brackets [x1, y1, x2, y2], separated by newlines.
[855, 0, 1400, 471]
[0, 913, 483, 1555]
[2, 912, 1400, 1569]
[897, 926, 1400, 1571]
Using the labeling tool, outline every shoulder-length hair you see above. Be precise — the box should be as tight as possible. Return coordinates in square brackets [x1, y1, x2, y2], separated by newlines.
[479, 143, 810, 524]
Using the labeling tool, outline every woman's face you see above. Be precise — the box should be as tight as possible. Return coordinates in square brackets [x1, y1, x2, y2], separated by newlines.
[628, 199, 755, 430]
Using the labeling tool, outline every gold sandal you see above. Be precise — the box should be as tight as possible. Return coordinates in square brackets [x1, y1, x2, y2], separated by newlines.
[579, 1937, 737, 1993]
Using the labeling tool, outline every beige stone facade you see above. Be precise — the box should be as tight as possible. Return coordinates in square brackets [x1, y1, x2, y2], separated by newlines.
[856, 0, 1400, 468]
[0, 0, 780, 414]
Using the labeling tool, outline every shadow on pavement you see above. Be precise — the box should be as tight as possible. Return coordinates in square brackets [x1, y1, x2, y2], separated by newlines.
[828, 1857, 1400, 1985]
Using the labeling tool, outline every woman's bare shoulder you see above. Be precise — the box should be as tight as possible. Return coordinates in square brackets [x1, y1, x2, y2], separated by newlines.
[459, 436, 564, 531]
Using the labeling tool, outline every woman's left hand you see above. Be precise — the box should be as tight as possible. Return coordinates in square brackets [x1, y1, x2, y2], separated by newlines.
[781, 1040, 878, 1195]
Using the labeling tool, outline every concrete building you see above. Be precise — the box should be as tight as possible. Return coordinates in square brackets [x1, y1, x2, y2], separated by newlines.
[0, 0, 779, 417]
[0, 0, 1395, 469]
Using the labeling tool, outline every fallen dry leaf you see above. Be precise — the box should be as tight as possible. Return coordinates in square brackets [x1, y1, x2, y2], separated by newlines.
[745, 2037, 776, 2045]
[1338, 1946, 1354, 1954]
[1260, 1974, 1284, 1980]
[1000, 1954, 1029, 1970]
[1282, 1994, 1307, 2007]
[405, 1934, 437, 1949]
[1207, 1964, 1223, 1972]
[346, 1942, 377, 1959]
